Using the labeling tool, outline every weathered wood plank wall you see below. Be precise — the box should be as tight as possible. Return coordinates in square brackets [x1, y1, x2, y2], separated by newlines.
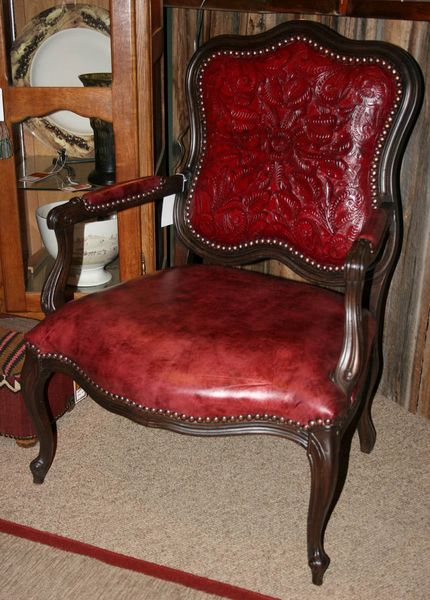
[170, 9, 430, 418]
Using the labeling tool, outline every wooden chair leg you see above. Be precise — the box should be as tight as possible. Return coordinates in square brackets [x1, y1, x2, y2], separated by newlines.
[306, 428, 342, 585]
[357, 346, 379, 454]
[358, 398, 377, 454]
[21, 352, 56, 484]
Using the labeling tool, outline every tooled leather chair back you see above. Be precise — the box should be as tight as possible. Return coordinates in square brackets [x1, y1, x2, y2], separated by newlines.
[175, 22, 419, 285]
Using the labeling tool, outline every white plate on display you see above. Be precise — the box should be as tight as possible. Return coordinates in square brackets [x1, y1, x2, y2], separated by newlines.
[11, 5, 110, 157]
[29, 28, 111, 136]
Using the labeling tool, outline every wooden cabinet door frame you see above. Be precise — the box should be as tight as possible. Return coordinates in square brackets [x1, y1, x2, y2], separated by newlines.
[0, 0, 157, 314]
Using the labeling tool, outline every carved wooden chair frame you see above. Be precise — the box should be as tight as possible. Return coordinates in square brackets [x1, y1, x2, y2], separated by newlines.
[22, 21, 423, 585]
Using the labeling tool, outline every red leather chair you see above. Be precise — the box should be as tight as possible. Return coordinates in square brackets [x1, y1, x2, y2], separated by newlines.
[22, 21, 423, 584]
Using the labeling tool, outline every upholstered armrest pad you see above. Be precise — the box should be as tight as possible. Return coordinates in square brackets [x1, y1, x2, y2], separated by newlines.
[358, 205, 392, 253]
[81, 174, 184, 211]
[47, 175, 184, 229]
[82, 176, 167, 208]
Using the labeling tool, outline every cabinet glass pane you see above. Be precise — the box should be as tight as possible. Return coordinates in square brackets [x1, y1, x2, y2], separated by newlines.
[14, 134, 119, 294]
[2, 2, 118, 295]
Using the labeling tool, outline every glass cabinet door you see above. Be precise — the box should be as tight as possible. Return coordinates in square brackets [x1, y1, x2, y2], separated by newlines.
[3, 1, 117, 296]
[0, 0, 157, 315]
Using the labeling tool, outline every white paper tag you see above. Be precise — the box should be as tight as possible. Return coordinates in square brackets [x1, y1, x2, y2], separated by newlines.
[161, 194, 175, 227]
[73, 381, 88, 404]
[0, 89, 4, 121]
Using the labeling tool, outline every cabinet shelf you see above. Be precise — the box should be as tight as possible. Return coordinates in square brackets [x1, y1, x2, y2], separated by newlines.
[17, 155, 95, 191]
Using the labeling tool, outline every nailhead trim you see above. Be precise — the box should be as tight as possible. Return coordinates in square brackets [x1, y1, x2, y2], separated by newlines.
[82, 179, 166, 212]
[26, 344, 335, 431]
[187, 35, 404, 270]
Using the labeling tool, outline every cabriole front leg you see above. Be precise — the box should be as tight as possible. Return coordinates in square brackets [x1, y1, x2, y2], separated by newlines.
[306, 427, 342, 585]
[21, 350, 56, 484]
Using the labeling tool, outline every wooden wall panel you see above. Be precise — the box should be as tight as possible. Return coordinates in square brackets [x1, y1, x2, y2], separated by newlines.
[170, 9, 430, 418]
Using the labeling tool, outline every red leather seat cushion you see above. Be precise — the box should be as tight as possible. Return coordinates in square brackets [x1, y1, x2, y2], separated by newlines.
[26, 265, 369, 425]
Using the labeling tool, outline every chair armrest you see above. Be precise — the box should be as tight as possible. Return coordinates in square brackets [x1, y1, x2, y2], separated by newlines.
[41, 175, 184, 315]
[332, 239, 373, 398]
[358, 203, 392, 258]
[331, 202, 393, 397]
[47, 174, 185, 228]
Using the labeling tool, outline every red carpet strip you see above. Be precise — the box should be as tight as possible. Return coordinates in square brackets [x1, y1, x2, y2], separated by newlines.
[0, 518, 279, 600]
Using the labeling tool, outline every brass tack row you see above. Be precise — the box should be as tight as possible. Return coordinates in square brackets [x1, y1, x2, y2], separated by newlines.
[26, 344, 335, 431]
[186, 35, 404, 268]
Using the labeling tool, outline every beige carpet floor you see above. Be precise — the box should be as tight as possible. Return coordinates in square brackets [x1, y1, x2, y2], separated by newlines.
[0, 394, 429, 600]
[0, 532, 223, 600]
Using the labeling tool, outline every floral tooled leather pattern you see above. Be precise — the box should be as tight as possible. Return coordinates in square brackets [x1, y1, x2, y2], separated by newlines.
[188, 40, 399, 267]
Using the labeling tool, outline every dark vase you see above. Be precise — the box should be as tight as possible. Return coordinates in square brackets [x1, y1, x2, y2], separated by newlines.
[78, 72, 115, 186]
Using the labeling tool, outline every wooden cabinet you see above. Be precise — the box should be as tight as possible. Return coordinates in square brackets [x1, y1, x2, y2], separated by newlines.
[0, 0, 162, 317]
